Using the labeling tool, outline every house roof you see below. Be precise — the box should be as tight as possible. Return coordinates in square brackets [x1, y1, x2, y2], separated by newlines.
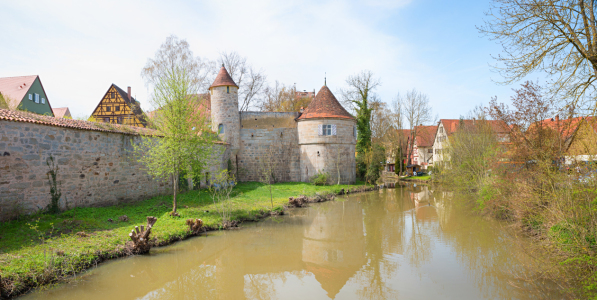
[146, 93, 211, 121]
[209, 65, 238, 89]
[0, 108, 158, 136]
[440, 119, 509, 135]
[0, 75, 39, 110]
[92, 84, 148, 127]
[297, 85, 354, 120]
[536, 116, 587, 139]
[414, 125, 438, 147]
[52, 107, 71, 118]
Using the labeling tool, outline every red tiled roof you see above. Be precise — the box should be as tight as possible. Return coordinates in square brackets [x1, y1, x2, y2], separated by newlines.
[441, 119, 509, 135]
[414, 125, 438, 147]
[0, 108, 159, 136]
[0, 75, 39, 110]
[297, 86, 354, 120]
[52, 107, 71, 118]
[536, 116, 586, 139]
[209, 65, 238, 89]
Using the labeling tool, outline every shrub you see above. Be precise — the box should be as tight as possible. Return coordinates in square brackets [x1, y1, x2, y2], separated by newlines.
[310, 172, 329, 186]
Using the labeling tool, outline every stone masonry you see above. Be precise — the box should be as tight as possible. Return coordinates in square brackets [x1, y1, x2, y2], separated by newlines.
[0, 120, 173, 221]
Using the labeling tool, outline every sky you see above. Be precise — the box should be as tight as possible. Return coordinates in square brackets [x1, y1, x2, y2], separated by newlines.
[0, 0, 524, 121]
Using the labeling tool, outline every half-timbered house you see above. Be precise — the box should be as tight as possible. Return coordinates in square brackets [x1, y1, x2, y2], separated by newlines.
[91, 84, 147, 127]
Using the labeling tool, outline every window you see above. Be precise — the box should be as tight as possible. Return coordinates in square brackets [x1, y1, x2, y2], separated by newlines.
[110, 92, 115, 99]
[115, 106, 120, 111]
[28, 94, 32, 100]
[117, 117, 123, 124]
[354, 126, 357, 137]
[218, 124, 224, 134]
[41, 98, 45, 104]
[226, 86, 230, 93]
[104, 117, 110, 123]
[34, 94, 39, 103]
[106, 106, 111, 112]
[428, 149, 433, 154]
[319, 124, 337, 136]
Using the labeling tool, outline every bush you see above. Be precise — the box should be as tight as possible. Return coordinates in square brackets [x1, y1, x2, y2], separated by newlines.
[310, 172, 329, 186]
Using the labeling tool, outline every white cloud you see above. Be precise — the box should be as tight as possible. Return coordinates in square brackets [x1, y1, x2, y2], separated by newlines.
[0, 0, 510, 120]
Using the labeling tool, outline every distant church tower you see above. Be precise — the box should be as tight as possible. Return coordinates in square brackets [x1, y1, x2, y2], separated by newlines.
[209, 65, 240, 170]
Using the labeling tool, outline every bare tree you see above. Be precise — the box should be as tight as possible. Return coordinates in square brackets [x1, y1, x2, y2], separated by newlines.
[479, 0, 597, 112]
[218, 51, 267, 111]
[142, 35, 213, 95]
[402, 89, 432, 165]
[388, 96, 406, 175]
[258, 81, 312, 112]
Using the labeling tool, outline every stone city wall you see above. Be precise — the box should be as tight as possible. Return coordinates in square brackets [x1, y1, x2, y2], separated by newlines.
[237, 112, 301, 182]
[0, 119, 228, 221]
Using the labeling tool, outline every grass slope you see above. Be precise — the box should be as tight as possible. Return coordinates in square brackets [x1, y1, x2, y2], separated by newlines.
[0, 181, 368, 298]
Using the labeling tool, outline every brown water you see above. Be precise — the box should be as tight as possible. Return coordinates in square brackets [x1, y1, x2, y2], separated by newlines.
[20, 185, 564, 300]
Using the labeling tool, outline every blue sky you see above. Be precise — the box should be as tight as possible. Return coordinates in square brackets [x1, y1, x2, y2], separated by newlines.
[0, 0, 524, 120]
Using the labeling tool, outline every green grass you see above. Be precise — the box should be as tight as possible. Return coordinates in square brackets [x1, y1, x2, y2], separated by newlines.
[402, 174, 431, 181]
[0, 181, 369, 297]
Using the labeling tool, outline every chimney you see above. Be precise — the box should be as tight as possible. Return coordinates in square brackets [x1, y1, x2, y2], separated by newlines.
[127, 86, 132, 100]
[555, 115, 559, 122]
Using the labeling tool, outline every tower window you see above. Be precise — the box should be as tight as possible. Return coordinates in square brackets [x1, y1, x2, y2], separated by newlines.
[218, 124, 225, 134]
[227, 86, 230, 93]
[354, 126, 357, 137]
[319, 124, 336, 136]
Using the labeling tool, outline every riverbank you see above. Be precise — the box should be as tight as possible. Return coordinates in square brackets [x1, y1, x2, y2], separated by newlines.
[399, 174, 431, 183]
[0, 181, 371, 299]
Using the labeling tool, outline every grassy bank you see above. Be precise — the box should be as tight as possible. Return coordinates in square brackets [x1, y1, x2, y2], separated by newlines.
[401, 174, 431, 182]
[0, 181, 370, 298]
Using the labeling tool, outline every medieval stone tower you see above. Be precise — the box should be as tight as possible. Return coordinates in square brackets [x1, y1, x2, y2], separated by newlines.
[297, 85, 356, 184]
[209, 65, 356, 184]
[209, 64, 241, 167]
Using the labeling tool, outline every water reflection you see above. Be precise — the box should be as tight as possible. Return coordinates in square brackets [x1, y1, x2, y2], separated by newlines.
[20, 185, 564, 300]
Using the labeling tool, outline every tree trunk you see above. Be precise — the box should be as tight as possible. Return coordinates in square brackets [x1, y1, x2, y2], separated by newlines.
[173, 173, 178, 213]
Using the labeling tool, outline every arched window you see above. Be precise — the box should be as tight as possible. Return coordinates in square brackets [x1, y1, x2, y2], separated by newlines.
[218, 124, 225, 134]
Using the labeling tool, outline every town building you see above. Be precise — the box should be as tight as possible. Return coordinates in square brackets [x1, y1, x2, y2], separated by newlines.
[91, 84, 147, 127]
[433, 119, 509, 166]
[52, 107, 72, 119]
[407, 125, 438, 170]
[0, 75, 54, 116]
[209, 65, 357, 184]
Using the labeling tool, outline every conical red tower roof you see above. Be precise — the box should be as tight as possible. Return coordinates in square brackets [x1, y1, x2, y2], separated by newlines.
[210, 64, 238, 89]
[297, 85, 354, 120]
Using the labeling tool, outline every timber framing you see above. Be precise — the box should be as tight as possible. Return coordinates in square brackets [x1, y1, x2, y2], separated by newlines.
[91, 84, 148, 127]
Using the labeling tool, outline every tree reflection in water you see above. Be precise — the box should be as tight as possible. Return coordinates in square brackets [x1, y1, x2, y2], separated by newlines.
[20, 185, 566, 300]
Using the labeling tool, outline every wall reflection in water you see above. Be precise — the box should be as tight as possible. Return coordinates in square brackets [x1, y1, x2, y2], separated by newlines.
[20, 185, 564, 300]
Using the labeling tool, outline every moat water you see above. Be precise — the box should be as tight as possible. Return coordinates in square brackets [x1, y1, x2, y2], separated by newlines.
[20, 185, 564, 299]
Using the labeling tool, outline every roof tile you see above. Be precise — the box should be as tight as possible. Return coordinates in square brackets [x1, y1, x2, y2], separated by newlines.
[297, 86, 353, 120]
[210, 65, 238, 89]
